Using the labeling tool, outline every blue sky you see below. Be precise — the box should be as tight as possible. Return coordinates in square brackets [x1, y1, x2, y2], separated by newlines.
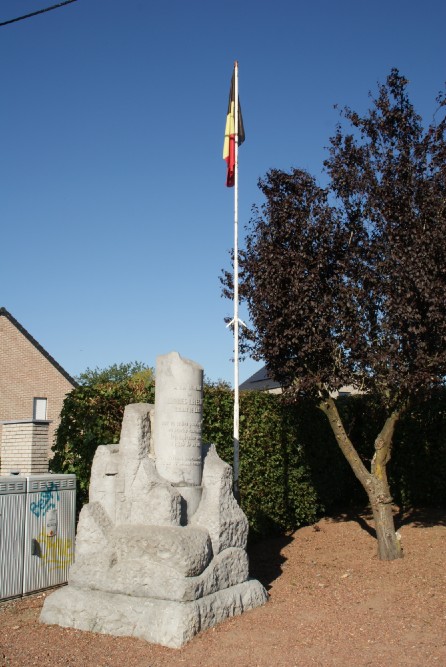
[1, 0, 445, 384]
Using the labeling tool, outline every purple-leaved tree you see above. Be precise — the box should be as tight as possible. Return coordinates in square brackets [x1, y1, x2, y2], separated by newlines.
[222, 70, 446, 560]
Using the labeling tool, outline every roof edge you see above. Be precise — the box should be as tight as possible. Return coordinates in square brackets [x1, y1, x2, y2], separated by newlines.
[239, 365, 282, 391]
[0, 307, 78, 388]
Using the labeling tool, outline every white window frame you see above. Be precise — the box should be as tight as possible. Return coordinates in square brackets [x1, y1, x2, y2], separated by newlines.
[33, 397, 47, 420]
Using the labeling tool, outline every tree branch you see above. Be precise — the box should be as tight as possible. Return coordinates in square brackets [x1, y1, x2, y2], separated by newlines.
[318, 397, 371, 491]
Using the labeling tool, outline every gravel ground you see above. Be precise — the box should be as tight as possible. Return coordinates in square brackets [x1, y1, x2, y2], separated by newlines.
[1, 507, 445, 667]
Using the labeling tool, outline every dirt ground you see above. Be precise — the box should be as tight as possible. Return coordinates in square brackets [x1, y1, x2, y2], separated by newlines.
[1, 508, 445, 667]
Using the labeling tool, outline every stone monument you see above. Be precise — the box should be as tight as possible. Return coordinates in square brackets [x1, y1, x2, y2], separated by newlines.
[40, 352, 267, 648]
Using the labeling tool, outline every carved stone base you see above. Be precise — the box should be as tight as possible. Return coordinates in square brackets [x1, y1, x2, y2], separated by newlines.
[40, 580, 268, 648]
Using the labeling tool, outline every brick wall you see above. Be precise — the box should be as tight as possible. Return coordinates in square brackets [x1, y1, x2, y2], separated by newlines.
[0, 315, 75, 453]
[0, 420, 49, 475]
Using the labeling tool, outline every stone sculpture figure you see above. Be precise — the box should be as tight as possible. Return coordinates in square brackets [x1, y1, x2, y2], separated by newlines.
[40, 352, 267, 648]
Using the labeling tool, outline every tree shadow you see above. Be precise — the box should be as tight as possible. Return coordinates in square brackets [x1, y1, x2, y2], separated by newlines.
[393, 506, 446, 529]
[328, 505, 446, 538]
[329, 506, 377, 538]
[247, 506, 445, 590]
[247, 532, 294, 590]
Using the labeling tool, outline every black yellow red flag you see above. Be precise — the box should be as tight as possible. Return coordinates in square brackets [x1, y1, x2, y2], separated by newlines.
[223, 69, 245, 187]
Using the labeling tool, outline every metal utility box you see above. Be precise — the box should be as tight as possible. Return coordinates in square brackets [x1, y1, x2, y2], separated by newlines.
[0, 476, 27, 599]
[23, 474, 76, 595]
[0, 474, 76, 600]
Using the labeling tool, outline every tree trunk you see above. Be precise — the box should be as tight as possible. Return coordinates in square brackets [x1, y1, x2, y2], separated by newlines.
[368, 410, 403, 559]
[369, 479, 402, 560]
[319, 397, 403, 561]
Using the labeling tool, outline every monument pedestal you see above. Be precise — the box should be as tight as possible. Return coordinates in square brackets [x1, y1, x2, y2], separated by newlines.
[41, 579, 267, 649]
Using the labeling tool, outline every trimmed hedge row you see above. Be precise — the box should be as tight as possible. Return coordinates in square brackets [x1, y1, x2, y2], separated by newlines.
[204, 386, 446, 538]
[51, 381, 446, 537]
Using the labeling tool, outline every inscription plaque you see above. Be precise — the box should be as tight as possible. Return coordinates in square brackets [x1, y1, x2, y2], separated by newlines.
[154, 352, 203, 486]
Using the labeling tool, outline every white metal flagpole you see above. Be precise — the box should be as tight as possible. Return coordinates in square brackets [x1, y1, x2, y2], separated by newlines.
[233, 61, 240, 501]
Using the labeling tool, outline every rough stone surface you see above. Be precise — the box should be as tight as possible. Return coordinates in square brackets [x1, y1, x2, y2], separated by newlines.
[88, 445, 120, 522]
[88, 409, 183, 528]
[118, 457, 183, 527]
[119, 403, 154, 461]
[40, 579, 268, 649]
[192, 444, 249, 554]
[40, 352, 267, 647]
[69, 546, 249, 602]
[74, 502, 114, 559]
[116, 404, 182, 527]
[175, 484, 202, 522]
[112, 524, 212, 576]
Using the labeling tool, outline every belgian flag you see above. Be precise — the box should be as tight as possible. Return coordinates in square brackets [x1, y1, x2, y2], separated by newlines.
[223, 68, 245, 187]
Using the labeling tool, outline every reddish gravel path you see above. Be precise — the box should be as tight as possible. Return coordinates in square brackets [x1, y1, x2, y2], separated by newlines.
[1, 508, 445, 667]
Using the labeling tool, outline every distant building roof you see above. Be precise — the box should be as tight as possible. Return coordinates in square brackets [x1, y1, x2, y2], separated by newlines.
[240, 364, 359, 398]
[239, 366, 281, 391]
[0, 307, 78, 387]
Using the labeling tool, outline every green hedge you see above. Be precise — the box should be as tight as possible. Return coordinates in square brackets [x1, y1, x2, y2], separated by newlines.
[51, 381, 446, 538]
[204, 387, 446, 538]
[203, 387, 323, 537]
[329, 392, 446, 510]
[388, 390, 446, 507]
[204, 387, 359, 538]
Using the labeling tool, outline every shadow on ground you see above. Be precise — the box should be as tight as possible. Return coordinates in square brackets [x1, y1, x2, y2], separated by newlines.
[248, 533, 293, 590]
[327, 505, 446, 539]
[247, 507, 445, 589]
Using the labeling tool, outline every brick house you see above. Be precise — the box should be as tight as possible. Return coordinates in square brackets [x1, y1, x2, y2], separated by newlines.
[0, 307, 77, 454]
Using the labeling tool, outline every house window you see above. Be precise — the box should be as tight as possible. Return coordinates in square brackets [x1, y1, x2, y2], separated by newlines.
[33, 397, 47, 420]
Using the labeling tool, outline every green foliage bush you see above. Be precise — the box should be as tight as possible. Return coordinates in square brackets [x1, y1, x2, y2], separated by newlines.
[52, 378, 446, 537]
[76, 361, 154, 386]
[204, 386, 338, 538]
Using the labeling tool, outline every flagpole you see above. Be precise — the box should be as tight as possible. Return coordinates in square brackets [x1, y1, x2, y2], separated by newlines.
[233, 60, 240, 501]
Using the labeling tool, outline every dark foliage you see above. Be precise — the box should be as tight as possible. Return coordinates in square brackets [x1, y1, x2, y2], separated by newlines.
[389, 389, 446, 507]
[221, 71, 446, 557]
[224, 70, 446, 410]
